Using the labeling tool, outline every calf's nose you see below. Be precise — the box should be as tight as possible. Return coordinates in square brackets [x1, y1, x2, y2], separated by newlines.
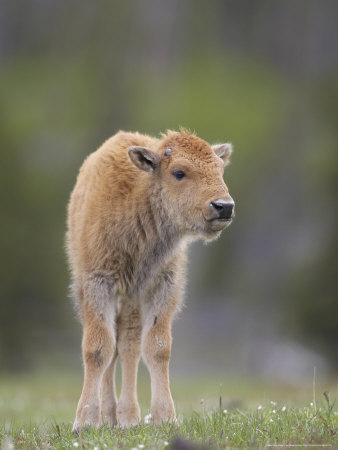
[210, 200, 234, 220]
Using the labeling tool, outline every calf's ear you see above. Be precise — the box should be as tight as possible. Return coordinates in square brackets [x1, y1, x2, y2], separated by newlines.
[128, 146, 160, 172]
[212, 143, 233, 167]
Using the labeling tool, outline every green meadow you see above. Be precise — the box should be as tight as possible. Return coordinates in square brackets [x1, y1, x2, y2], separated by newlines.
[1, 371, 337, 448]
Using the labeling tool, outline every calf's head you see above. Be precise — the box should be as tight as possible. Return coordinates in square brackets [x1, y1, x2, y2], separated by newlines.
[128, 130, 235, 240]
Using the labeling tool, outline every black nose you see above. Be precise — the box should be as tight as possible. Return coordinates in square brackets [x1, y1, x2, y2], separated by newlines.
[210, 201, 234, 220]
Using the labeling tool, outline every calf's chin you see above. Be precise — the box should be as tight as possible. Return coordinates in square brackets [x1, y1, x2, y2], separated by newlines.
[201, 224, 231, 243]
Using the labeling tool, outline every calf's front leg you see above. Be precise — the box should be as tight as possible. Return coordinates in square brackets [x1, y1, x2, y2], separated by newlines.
[100, 350, 118, 426]
[73, 300, 115, 432]
[141, 305, 176, 425]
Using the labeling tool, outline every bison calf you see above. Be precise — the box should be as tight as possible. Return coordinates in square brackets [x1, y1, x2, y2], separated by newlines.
[66, 129, 234, 430]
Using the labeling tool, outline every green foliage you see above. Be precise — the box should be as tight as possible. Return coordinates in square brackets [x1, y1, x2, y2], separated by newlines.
[285, 77, 338, 366]
[130, 56, 288, 150]
[1, 1, 338, 373]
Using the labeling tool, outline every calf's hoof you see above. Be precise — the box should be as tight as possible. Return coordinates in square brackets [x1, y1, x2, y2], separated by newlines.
[72, 402, 101, 432]
[117, 403, 141, 428]
[101, 405, 117, 427]
[151, 401, 176, 426]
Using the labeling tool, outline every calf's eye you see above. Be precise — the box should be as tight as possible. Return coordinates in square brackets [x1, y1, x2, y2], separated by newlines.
[173, 170, 186, 180]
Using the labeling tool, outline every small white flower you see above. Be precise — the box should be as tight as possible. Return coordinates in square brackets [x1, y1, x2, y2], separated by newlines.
[94, 447, 99, 450]
[272, 409, 276, 414]
[73, 443, 79, 448]
[257, 405, 262, 410]
[310, 402, 314, 406]
[270, 418, 273, 423]
[223, 409, 228, 414]
[282, 406, 286, 412]
[270, 401, 276, 406]
[144, 413, 152, 424]
[138, 445, 145, 449]
[164, 441, 169, 446]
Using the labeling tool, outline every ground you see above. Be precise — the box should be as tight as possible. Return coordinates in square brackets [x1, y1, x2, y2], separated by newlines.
[0, 369, 337, 448]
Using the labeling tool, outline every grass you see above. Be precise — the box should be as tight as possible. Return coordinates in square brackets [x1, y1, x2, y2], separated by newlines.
[0, 371, 337, 448]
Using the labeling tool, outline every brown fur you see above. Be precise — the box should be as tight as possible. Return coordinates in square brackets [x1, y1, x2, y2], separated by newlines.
[66, 129, 234, 430]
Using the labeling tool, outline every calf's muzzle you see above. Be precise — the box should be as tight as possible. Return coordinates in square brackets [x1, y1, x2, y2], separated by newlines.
[209, 199, 235, 221]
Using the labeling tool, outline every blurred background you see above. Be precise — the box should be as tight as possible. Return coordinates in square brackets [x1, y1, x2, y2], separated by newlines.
[1, 0, 337, 398]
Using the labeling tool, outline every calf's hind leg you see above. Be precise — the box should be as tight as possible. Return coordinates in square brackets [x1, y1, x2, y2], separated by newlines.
[73, 298, 115, 432]
[116, 302, 142, 427]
